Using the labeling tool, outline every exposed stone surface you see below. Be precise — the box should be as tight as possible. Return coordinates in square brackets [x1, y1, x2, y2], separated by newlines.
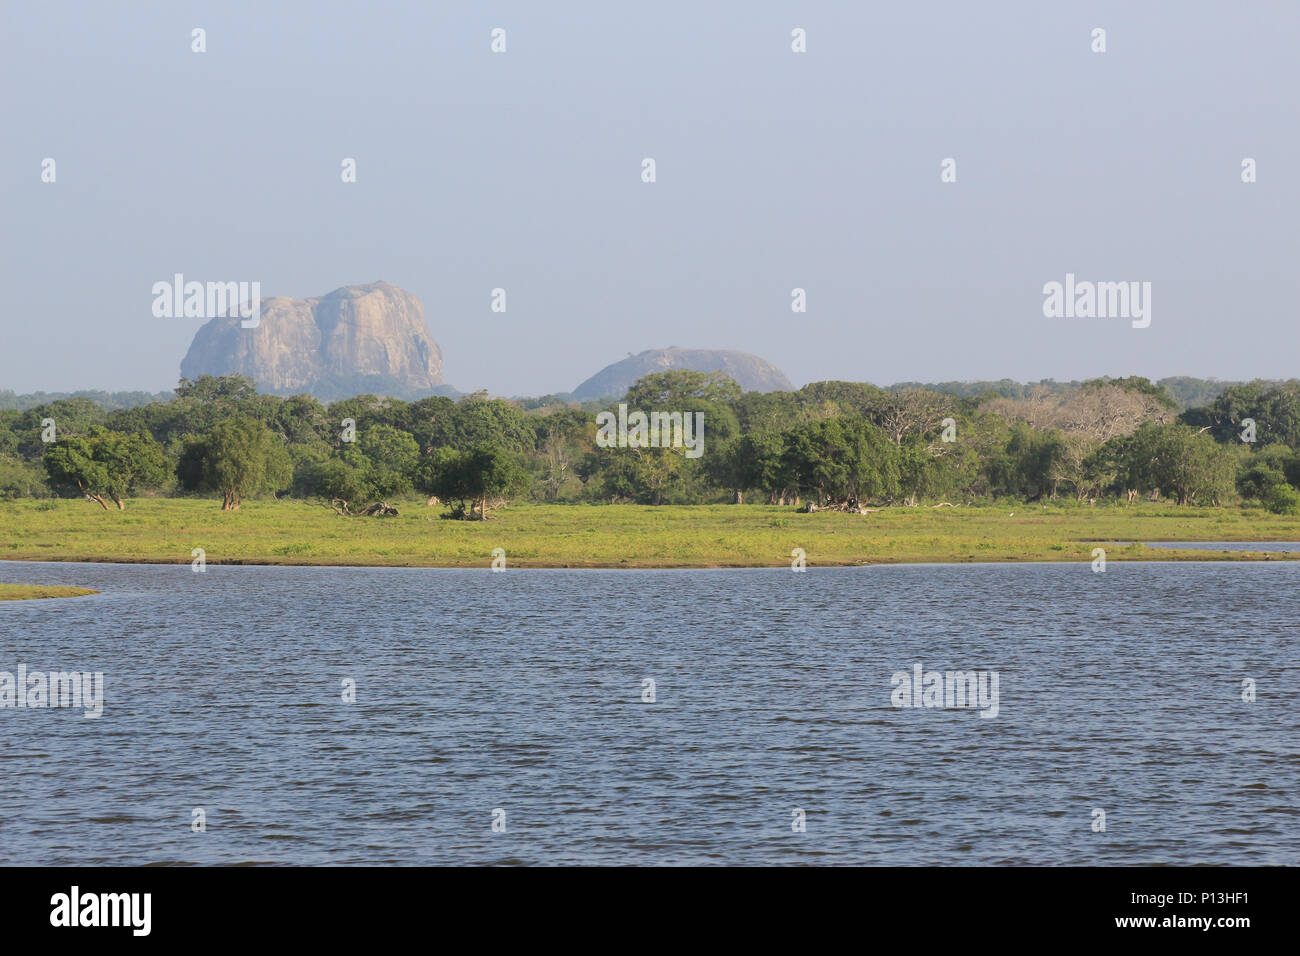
[180, 282, 443, 396]
[572, 347, 794, 400]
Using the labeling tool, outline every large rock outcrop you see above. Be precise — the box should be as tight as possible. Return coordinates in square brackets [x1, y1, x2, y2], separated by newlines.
[180, 282, 443, 398]
[572, 347, 794, 400]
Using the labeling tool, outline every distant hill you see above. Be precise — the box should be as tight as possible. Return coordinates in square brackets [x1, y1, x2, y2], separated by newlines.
[0, 389, 173, 412]
[180, 281, 444, 401]
[573, 347, 793, 400]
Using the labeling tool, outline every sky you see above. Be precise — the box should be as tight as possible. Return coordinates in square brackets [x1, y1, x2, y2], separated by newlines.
[2, 0, 1297, 397]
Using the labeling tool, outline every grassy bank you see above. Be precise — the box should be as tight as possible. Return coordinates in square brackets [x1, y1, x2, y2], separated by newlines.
[0, 582, 98, 600]
[2, 498, 1300, 568]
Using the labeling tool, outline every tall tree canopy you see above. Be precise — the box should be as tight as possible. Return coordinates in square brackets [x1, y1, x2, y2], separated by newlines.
[43, 428, 170, 509]
[177, 416, 291, 509]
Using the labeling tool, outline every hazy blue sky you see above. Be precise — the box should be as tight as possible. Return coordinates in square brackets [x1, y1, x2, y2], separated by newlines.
[2, 1, 1297, 396]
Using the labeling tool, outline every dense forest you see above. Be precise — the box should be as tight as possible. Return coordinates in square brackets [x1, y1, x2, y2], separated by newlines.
[2, 373, 1299, 517]
[0, 374, 1258, 413]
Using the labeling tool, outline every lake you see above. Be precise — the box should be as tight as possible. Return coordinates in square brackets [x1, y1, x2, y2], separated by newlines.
[1, 559, 1295, 865]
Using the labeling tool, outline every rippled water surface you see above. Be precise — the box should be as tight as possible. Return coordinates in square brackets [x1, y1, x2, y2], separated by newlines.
[1, 560, 1296, 865]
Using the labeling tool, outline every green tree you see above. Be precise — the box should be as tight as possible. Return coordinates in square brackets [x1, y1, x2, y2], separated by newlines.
[177, 417, 291, 509]
[593, 445, 686, 505]
[43, 428, 170, 509]
[300, 458, 373, 510]
[1123, 423, 1237, 505]
[795, 381, 888, 418]
[416, 444, 528, 518]
[273, 394, 331, 446]
[421, 394, 537, 455]
[623, 369, 743, 408]
[1261, 482, 1300, 515]
[983, 424, 1062, 500]
[1182, 380, 1300, 447]
[341, 423, 421, 498]
[0, 457, 48, 499]
[781, 417, 898, 507]
[15, 398, 106, 459]
[1236, 443, 1295, 501]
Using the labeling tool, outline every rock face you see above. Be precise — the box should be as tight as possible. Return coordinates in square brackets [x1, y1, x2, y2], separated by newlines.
[572, 347, 794, 400]
[180, 282, 443, 397]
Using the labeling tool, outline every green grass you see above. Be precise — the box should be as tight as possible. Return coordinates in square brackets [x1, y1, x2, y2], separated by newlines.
[2, 497, 1299, 568]
[0, 582, 98, 601]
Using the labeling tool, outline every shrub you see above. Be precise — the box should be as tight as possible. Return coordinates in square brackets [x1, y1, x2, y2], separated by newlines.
[1261, 482, 1300, 515]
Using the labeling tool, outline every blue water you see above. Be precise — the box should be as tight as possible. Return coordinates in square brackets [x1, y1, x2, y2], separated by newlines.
[0, 560, 1296, 865]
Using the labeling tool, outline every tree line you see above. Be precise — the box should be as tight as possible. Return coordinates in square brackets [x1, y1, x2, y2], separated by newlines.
[2, 372, 1299, 516]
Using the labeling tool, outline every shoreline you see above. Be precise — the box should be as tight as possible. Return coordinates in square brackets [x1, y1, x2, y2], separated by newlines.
[5, 499, 1300, 570]
[2, 549, 1298, 571]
